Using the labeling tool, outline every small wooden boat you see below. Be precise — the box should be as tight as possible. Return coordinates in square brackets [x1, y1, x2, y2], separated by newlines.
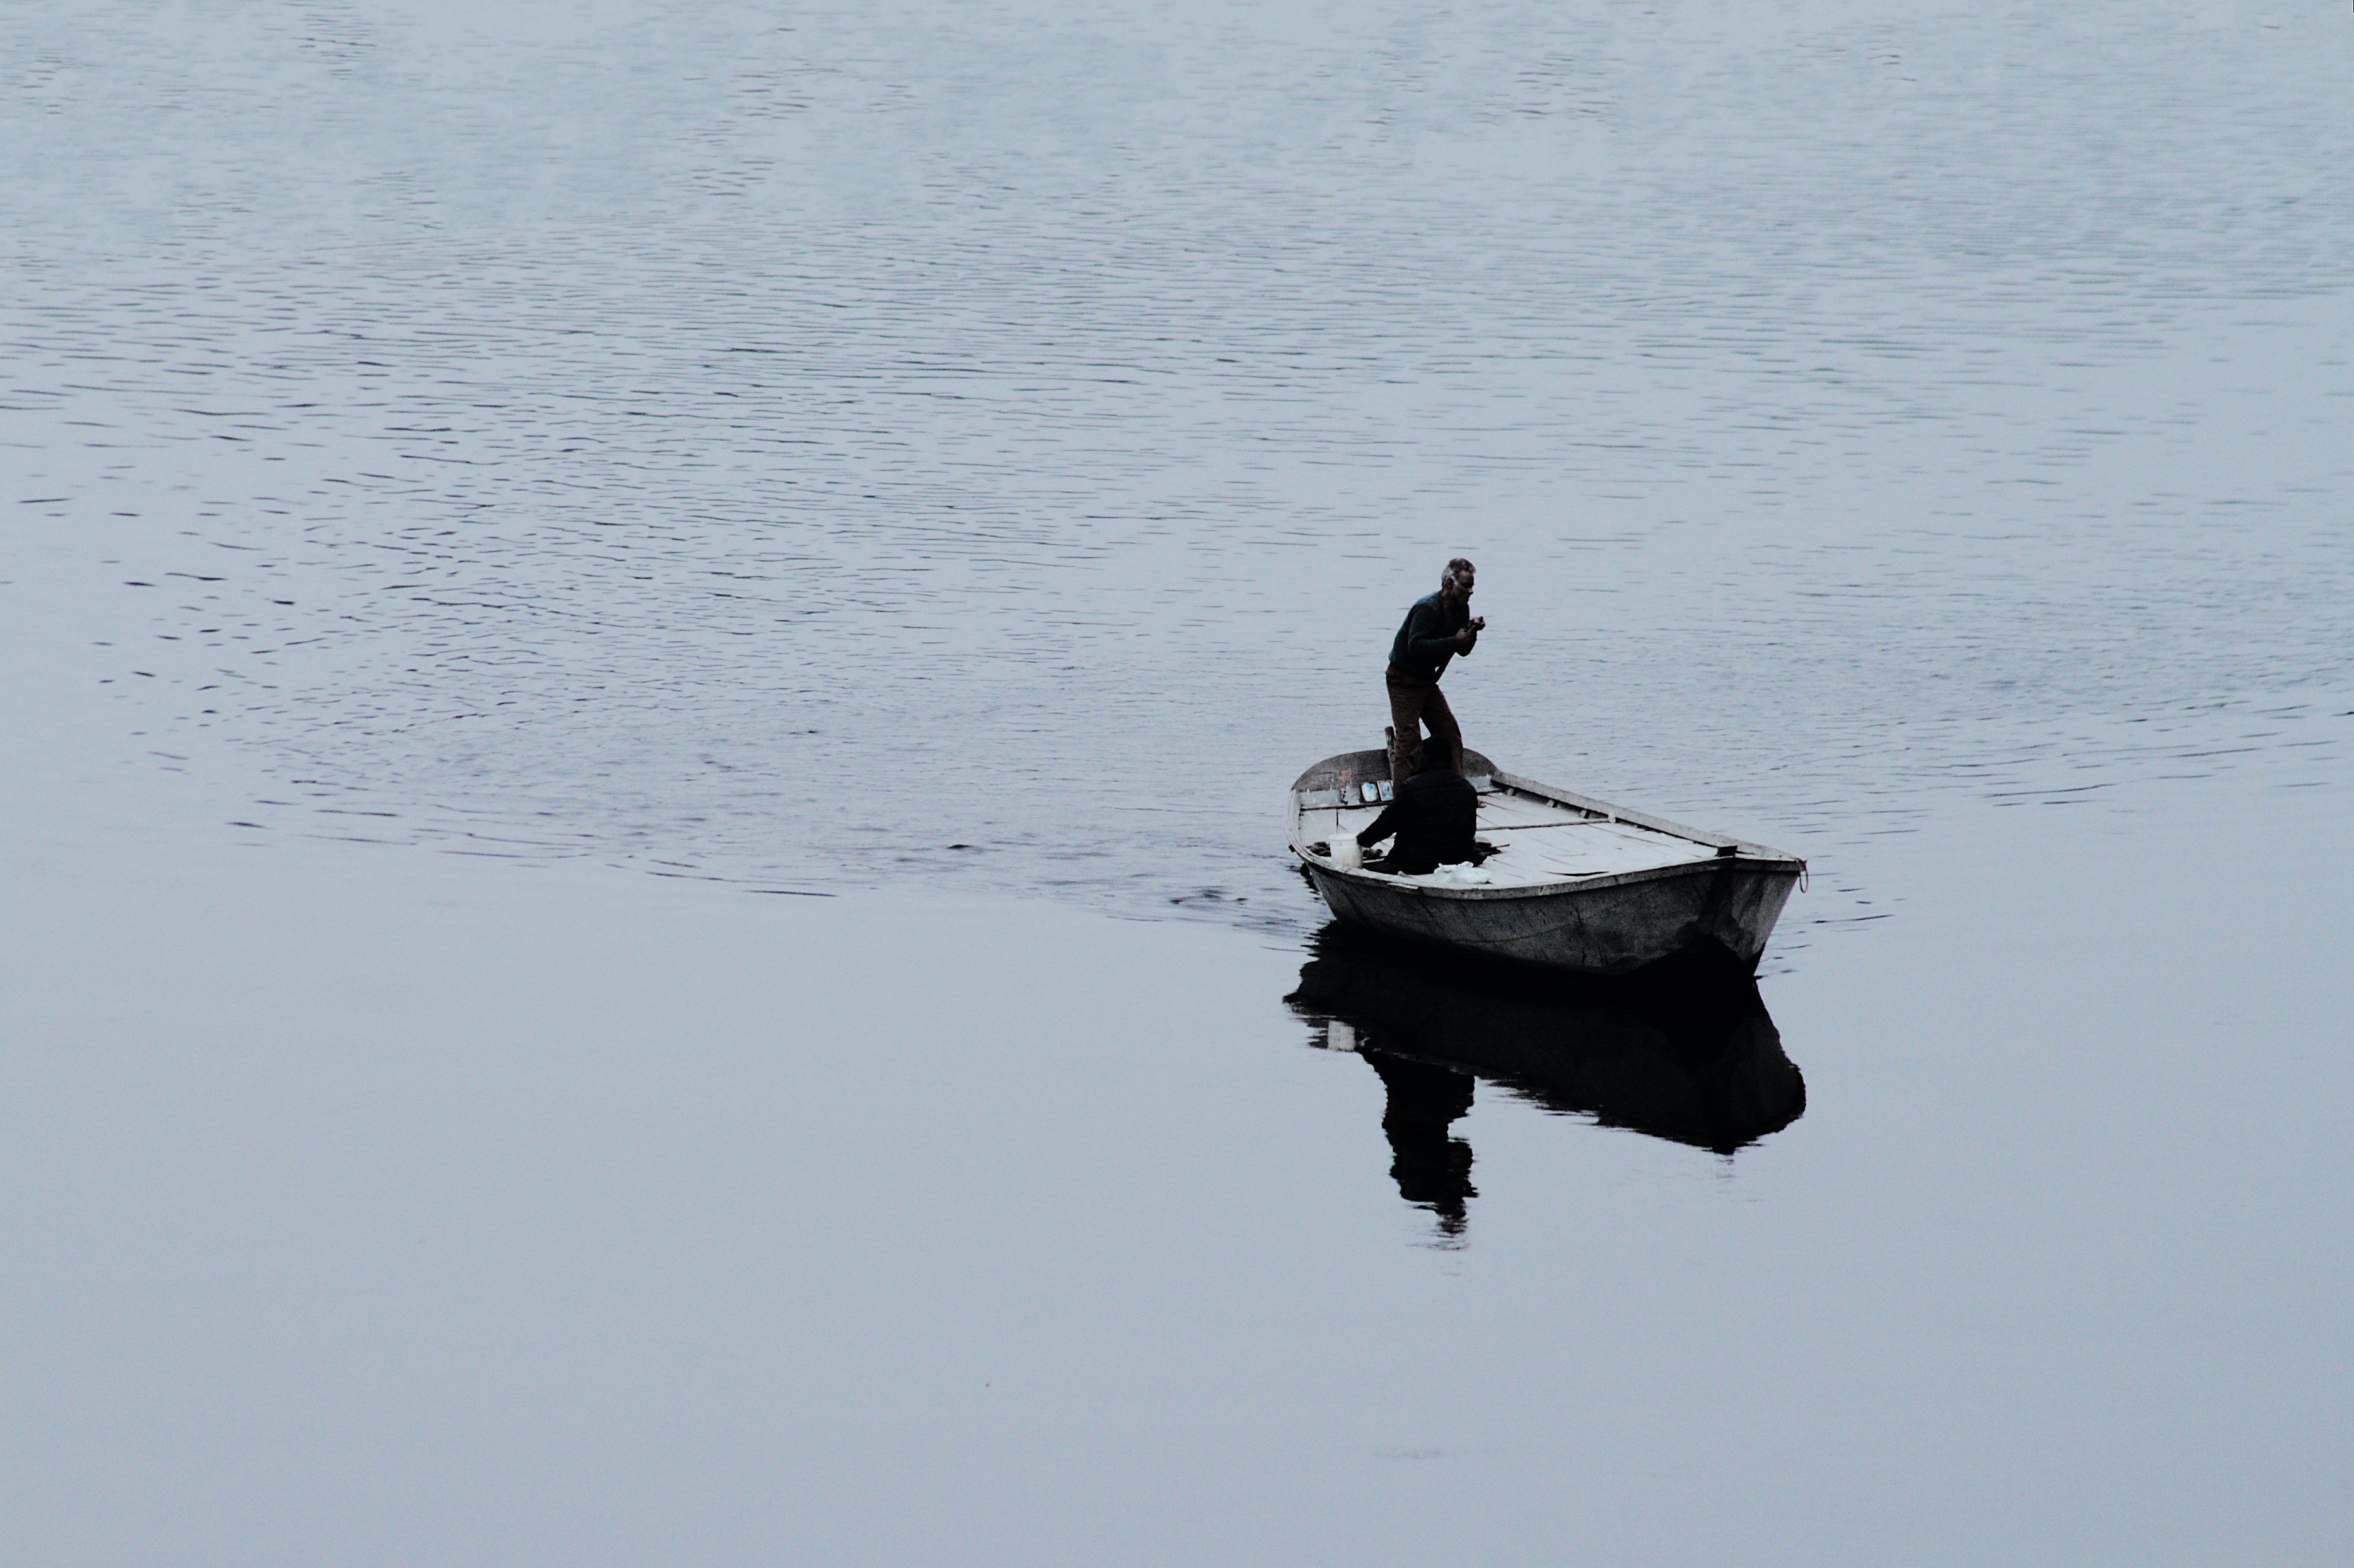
[1287, 748, 1806, 977]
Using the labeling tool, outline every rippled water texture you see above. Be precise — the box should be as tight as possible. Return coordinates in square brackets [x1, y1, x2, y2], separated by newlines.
[7, 0, 2349, 943]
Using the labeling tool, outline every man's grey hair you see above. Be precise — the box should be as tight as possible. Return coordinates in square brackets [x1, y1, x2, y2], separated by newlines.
[1441, 556, 1476, 590]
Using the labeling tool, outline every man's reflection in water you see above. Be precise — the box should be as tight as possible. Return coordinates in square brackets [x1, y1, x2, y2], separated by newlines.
[1292, 927, 1806, 1243]
[1363, 1045, 1477, 1240]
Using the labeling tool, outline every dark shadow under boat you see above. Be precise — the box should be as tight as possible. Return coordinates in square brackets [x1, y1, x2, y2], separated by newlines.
[1286, 922, 1807, 1163]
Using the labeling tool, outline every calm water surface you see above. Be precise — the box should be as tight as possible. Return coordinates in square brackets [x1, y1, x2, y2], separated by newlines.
[4, 2, 2351, 1560]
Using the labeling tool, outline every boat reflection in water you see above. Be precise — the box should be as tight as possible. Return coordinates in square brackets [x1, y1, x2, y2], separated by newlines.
[1285, 925, 1807, 1241]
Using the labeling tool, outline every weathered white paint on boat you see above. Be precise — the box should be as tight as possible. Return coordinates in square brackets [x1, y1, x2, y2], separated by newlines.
[1287, 749, 1804, 976]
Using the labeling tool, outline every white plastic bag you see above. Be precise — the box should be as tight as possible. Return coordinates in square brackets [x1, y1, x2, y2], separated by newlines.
[1429, 860, 1490, 886]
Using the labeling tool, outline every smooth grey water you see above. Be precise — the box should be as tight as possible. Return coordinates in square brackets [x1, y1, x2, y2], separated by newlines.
[5, 2, 2352, 1561]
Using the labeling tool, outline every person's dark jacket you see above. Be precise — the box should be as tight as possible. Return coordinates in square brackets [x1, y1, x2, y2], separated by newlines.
[1357, 770, 1478, 874]
[1386, 591, 1476, 683]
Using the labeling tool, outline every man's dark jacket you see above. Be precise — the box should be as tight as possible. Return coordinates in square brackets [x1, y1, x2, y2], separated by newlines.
[1387, 591, 1476, 683]
[1356, 770, 1478, 875]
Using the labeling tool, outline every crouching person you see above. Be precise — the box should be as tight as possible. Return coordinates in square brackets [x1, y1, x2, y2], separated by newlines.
[1356, 734, 1478, 875]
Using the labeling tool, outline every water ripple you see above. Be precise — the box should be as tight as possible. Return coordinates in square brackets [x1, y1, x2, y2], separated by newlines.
[5, 0, 2349, 952]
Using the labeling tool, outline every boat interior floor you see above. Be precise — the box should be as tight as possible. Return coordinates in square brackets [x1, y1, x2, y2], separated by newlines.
[1304, 781, 1722, 889]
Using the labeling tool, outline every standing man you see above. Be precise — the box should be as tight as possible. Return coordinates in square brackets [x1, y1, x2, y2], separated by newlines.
[1385, 556, 1484, 787]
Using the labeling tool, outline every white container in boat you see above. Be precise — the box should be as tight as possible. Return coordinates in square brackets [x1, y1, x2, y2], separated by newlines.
[1328, 834, 1363, 870]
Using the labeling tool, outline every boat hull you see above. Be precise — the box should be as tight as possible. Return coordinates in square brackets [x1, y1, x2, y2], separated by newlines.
[1303, 857, 1799, 976]
[1288, 748, 1803, 977]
